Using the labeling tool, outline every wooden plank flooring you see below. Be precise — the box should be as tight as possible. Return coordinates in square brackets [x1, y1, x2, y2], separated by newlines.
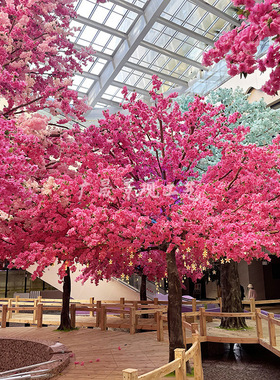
[0, 326, 170, 379]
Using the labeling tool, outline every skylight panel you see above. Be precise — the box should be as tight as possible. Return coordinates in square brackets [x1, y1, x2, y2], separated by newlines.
[94, 31, 111, 46]
[106, 36, 122, 52]
[76, 0, 94, 18]
[80, 25, 98, 42]
[90, 60, 107, 75]
[91, 5, 110, 23]
[105, 12, 123, 29]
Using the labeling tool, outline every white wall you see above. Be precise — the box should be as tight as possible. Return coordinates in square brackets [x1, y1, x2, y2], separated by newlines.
[27, 263, 140, 301]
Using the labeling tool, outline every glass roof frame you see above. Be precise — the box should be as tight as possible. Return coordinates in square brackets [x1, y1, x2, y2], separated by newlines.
[70, 0, 240, 118]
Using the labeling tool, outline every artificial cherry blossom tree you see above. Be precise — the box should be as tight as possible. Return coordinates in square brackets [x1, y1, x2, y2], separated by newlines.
[179, 87, 280, 327]
[0, 0, 99, 329]
[202, 0, 280, 95]
[61, 78, 280, 357]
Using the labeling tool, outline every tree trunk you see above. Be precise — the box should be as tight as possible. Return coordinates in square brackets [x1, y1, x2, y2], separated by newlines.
[220, 262, 247, 329]
[57, 266, 72, 330]
[140, 274, 147, 301]
[166, 248, 184, 361]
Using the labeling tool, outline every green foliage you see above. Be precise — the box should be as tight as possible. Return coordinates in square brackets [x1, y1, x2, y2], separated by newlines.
[164, 367, 194, 377]
[178, 88, 280, 174]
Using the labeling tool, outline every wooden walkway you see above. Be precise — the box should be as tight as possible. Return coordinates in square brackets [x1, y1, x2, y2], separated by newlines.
[0, 326, 170, 380]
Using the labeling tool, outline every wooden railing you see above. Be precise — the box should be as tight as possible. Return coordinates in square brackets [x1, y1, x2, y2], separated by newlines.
[123, 332, 203, 380]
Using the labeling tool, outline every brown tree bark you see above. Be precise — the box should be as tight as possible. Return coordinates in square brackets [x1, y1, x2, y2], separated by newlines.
[57, 266, 72, 330]
[220, 261, 247, 329]
[166, 248, 184, 361]
[140, 274, 147, 301]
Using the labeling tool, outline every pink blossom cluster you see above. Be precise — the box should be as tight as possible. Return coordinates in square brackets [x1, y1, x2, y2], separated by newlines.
[203, 0, 280, 95]
[3, 77, 278, 285]
[0, 0, 93, 120]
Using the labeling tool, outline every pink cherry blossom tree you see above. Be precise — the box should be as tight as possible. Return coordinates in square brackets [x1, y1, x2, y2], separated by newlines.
[0, 0, 99, 329]
[62, 78, 280, 358]
[203, 0, 280, 95]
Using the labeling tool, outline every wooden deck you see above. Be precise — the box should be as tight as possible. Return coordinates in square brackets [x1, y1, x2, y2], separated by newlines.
[0, 326, 170, 380]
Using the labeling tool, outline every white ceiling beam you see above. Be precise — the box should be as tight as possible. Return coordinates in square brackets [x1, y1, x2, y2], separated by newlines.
[108, 0, 143, 14]
[190, 0, 241, 27]
[140, 40, 206, 70]
[111, 80, 149, 97]
[125, 61, 188, 88]
[87, 0, 172, 107]
[75, 15, 127, 39]
[158, 17, 214, 47]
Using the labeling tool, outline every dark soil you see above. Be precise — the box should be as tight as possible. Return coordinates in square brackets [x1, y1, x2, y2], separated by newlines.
[202, 343, 280, 380]
[0, 339, 52, 372]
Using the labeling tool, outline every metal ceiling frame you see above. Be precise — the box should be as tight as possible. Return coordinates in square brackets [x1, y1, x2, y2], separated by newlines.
[71, 0, 239, 116]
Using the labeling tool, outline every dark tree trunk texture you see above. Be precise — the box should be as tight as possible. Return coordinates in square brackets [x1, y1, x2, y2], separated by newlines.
[140, 274, 147, 301]
[220, 262, 247, 329]
[58, 266, 72, 330]
[166, 248, 184, 361]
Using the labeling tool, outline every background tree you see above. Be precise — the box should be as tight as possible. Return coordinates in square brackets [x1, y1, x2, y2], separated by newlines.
[179, 87, 280, 327]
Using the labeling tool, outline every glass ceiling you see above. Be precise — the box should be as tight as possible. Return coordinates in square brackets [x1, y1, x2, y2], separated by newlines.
[69, 0, 240, 118]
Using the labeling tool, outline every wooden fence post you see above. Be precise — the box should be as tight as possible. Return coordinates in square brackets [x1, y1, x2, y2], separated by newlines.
[37, 303, 43, 328]
[33, 299, 38, 323]
[130, 307, 136, 334]
[70, 304, 76, 329]
[122, 369, 138, 379]
[100, 305, 107, 331]
[250, 298, 256, 320]
[133, 301, 138, 327]
[182, 316, 186, 347]
[1, 305, 7, 328]
[96, 301, 101, 327]
[174, 348, 186, 380]
[192, 298, 197, 322]
[154, 297, 158, 321]
[157, 311, 164, 342]
[15, 296, 19, 314]
[89, 297, 94, 317]
[255, 308, 263, 339]
[193, 333, 204, 380]
[120, 297, 125, 319]
[191, 323, 199, 334]
[268, 313, 276, 347]
[199, 307, 206, 337]
[7, 299, 12, 321]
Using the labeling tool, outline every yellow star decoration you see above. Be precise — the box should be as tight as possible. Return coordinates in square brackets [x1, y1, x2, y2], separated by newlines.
[203, 250, 208, 258]
[109, 259, 113, 265]
[121, 273, 125, 279]
[225, 258, 231, 263]
[138, 253, 143, 259]
[186, 247, 191, 252]
[129, 261, 133, 266]
[191, 263, 196, 270]
[182, 254, 186, 259]
[130, 253, 134, 258]
[148, 258, 153, 263]
[221, 259, 225, 264]
[97, 270, 102, 275]
[126, 275, 129, 280]
[186, 265, 191, 270]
